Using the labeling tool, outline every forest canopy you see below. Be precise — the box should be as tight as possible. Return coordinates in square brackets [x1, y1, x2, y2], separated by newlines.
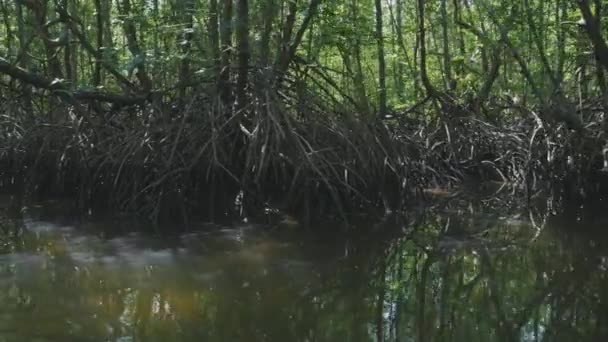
[0, 0, 607, 221]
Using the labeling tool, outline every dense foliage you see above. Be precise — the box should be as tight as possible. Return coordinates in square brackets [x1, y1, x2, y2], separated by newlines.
[1, 0, 607, 220]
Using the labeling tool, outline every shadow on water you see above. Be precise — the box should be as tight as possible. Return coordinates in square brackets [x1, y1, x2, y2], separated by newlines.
[0, 194, 606, 341]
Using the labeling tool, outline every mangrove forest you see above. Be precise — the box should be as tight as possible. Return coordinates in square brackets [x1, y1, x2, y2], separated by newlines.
[1, 0, 608, 220]
[0, 0, 608, 341]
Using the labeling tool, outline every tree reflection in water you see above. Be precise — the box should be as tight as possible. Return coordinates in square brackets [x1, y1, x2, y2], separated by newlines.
[0, 197, 606, 341]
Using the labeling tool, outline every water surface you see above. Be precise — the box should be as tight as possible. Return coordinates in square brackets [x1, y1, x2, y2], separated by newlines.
[0, 198, 606, 341]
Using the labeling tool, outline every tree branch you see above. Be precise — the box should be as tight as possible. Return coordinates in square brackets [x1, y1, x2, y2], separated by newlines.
[275, 0, 321, 78]
[0, 57, 146, 105]
[577, 0, 608, 71]
[54, 5, 138, 91]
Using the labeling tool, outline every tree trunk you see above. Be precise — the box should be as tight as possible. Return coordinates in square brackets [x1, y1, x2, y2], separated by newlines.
[417, 0, 437, 98]
[594, 0, 606, 93]
[440, 0, 453, 90]
[388, 0, 419, 99]
[16, 0, 33, 118]
[235, 0, 249, 112]
[0, 0, 13, 56]
[103, 0, 114, 60]
[93, 0, 103, 86]
[524, 0, 557, 90]
[394, 0, 405, 101]
[28, 0, 63, 121]
[276, 0, 298, 72]
[219, 0, 233, 106]
[64, 30, 73, 83]
[351, 0, 370, 114]
[555, 0, 566, 85]
[178, 0, 195, 100]
[577, 0, 608, 72]
[209, 0, 220, 84]
[31, 0, 63, 79]
[275, 0, 321, 82]
[453, 0, 466, 76]
[375, 0, 387, 118]
[63, 0, 76, 85]
[259, 0, 275, 69]
[118, 0, 152, 91]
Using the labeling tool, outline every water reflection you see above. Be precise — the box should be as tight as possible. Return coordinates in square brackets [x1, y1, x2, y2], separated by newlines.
[0, 200, 606, 341]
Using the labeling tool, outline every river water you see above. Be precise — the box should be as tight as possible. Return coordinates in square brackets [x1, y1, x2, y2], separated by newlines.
[0, 196, 606, 341]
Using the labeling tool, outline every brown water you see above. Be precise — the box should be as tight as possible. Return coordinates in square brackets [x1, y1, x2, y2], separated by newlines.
[0, 197, 606, 341]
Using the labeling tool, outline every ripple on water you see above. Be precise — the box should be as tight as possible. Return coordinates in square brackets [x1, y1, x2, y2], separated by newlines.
[0, 252, 47, 267]
[193, 270, 224, 284]
[68, 251, 96, 264]
[24, 220, 73, 234]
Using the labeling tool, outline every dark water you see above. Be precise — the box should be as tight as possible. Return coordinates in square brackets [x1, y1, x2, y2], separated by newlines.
[0, 197, 607, 341]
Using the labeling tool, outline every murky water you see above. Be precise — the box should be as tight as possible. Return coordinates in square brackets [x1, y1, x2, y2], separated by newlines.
[0, 197, 606, 341]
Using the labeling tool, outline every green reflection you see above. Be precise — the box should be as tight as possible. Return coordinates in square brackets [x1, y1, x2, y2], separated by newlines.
[0, 201, 606, 341]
